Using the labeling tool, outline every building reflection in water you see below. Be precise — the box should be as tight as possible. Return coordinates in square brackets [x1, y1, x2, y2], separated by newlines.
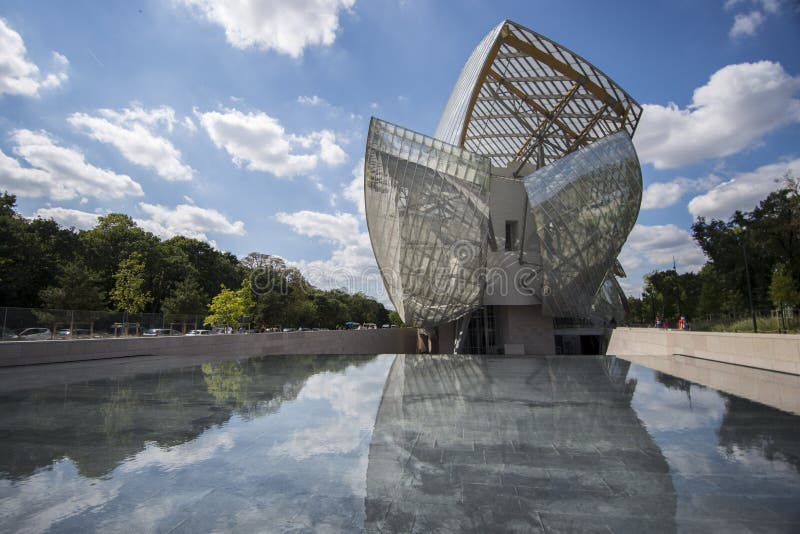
[365, 355, 679, 532]
[0, 352, 798, 531]
[625, 359, 800, 530]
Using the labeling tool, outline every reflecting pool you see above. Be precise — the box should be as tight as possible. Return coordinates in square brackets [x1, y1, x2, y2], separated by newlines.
[0, 353, 798, 532]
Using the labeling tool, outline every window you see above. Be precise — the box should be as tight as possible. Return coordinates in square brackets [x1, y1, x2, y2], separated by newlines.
[505, 220, 518, 251]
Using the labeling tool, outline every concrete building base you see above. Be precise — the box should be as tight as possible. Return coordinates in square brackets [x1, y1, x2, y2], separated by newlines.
[607, 327, 800, 375]
[495, 304, 555, 355]
[0, 328, 419, 368]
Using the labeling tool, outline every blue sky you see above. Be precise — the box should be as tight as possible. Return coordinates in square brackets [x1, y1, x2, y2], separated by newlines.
[1, 0, 799, 300]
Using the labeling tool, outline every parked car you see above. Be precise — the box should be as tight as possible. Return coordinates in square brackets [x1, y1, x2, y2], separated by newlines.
[381, 324, 391, 329]
[186, 329, 211, 336]
[12, 328, 52, 340]
[210, 326, 233, 334]
[142, 328, 180, 337]
[362, 323, 377, 330]
[56, 328, 91, 339]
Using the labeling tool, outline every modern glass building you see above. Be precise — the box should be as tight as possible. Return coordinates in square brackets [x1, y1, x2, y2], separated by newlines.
[364, 20, 642, 354]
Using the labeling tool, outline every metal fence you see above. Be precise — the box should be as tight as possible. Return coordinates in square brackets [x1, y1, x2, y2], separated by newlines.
[0, 307, 208, 340]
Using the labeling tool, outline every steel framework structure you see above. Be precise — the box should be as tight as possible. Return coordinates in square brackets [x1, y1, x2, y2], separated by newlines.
[365, 19, 642, 327]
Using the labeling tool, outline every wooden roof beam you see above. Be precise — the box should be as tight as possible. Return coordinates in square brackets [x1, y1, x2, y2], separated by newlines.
[566, 103, 608, 153]
[486, 69, 579, 140]
[502, 33, 627, 117]
[514, 81, 581, 167]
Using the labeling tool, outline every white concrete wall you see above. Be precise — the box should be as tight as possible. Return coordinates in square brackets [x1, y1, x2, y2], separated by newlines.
[484, 176, 542, 306]
[607, 327, 800, 375]
[0, 328, 419, 367]
[496, 304, 555, 355]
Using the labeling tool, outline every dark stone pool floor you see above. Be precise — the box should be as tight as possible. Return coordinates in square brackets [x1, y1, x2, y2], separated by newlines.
[0, 353, 797, 533]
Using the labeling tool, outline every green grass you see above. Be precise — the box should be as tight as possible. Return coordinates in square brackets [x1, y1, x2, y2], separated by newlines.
[691, 315, 800, 334]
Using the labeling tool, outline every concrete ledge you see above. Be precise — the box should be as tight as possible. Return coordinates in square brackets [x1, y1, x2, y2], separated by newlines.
[0, 328, 419, 367]
[607, 327, 800, 375]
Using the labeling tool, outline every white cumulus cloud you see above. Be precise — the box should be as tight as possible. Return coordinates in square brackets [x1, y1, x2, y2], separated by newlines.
[69, 104, 194, 182]
[727, 0, 782, 38]
[297, 95, 324, 106]
[275, 210, 359, 244]
[196, 107, 347, 177]
[0, 18, 68, 97]
[620, 224, 706, 276]
[730, 10, 765, 37]
[687, 157, 800, 219]
[135, 202, 245, 244]
[182, 116, 198, 133]
[275, 209, 380, 296]
[33, 207, 99, 229]
[0, 129, 143, 200]
[318, 130, 348, 166]
[97, 105, 177, 131]
[343, 158, 365, 218]
[30, 202, 246, 246]
[635, 61, 800, 169]
[641, 175, 722, 210]
[176, 0, 355, 58]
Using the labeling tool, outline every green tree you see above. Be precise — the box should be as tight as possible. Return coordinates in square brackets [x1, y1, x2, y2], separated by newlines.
[388, 310, 404, 327]
[0, 193, 81, 307]
[285, 298, 318, 328]
[769, 263, 799, 307]
[692, 183, 800, 314]
[204, 281, 254, 331]
[80, 213, 159, 303]
[624, 296, 645, 324]
[161, 277, 208, 316]
[312, 290, 349, 328]
[39, 260, 106, 311]
[157, 236, 242, 310]
[110, 252, 153, 313]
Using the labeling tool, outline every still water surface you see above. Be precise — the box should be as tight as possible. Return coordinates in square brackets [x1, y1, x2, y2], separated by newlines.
[0, 353, 797, 532]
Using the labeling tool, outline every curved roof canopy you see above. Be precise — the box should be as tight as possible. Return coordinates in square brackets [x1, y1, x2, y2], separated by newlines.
[435, 20, 642, 172]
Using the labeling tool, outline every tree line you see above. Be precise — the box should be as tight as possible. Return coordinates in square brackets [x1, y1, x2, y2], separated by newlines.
[0, 193, 395, 329]
[626, 176, 799, 325]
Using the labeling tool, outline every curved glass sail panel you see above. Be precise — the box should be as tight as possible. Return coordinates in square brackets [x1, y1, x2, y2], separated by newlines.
[434, 20, 506, 145]
[365, 118, 491, 327]
[592, 272, 628, 323]
[523, 131, 641, 318]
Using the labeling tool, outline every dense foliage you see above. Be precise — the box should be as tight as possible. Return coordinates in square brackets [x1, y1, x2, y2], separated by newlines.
[0, 193, 390, 328]
[627, 178, 800, 325]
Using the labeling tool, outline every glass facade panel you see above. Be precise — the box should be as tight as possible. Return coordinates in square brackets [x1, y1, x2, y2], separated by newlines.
[523, 131, 641, 318]
[365, 118, 491, 327]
